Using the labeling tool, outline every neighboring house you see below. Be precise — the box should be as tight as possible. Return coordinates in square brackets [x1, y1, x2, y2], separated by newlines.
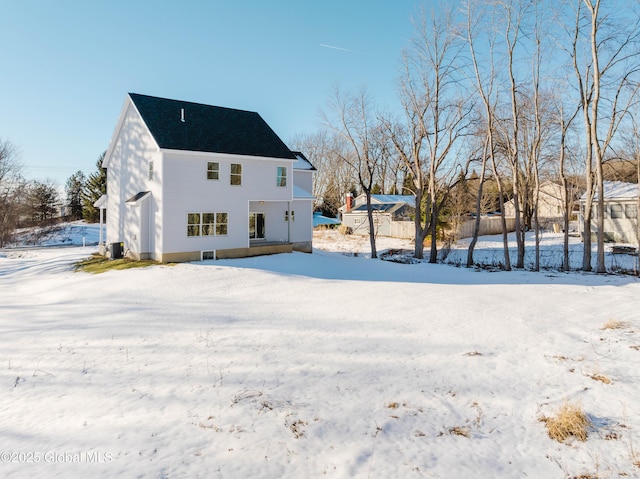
[340, 194, 415, 238]
[504, 181, 579, 227]
[578, 181, 639, 244]
[99, 93, 315, 262]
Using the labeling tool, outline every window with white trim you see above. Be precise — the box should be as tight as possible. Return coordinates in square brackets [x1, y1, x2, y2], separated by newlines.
[187, 213, 200, 236]
[187, 212, 229, 237]
[207, 162, 219, 180]
[230, 163, 242, 185]
[216, 213, 228, 235]
[285, 210, 295, 222]
[277, 166, 287, 187]
[610, 203, 624, 219]
[626, 204, 637, 219]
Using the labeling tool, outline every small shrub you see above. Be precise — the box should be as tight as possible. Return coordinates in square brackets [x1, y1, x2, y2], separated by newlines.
[338, 225, 352, 235]
[448, 426, 470, 438]
[540, 401, 590, 443]
[601, 319, 629, 330]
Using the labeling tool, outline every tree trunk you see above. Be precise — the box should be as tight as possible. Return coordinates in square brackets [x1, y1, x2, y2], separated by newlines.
[467, 149, 488, 268]
[365, 191, 378, 259]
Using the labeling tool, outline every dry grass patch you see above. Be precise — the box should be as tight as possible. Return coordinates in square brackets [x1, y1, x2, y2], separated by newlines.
[448, 426, 470, 438]
[75, 254, 166, 274]
[463, 350, 483, 357]
[601, 319, 629, 330]
[588, 372, 612, 385]
[540, 402, 591, 443]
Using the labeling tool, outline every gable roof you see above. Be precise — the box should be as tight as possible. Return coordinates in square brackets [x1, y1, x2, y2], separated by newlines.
[581, 181, 639, 201]
[128, 93, 296, 160]
[292, 151, 316, 171]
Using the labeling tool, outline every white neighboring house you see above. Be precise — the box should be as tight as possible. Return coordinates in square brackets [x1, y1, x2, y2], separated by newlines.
[99, 93, 315, 262]
[578, 181, 639, 244]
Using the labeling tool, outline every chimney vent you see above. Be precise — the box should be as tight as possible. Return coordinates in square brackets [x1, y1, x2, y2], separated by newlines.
[180, 108, 185, 122]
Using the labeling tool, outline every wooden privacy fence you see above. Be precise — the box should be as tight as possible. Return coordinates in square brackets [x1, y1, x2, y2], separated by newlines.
[455, 216, 517, 239]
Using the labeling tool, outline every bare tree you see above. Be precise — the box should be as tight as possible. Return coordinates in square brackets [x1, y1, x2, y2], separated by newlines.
[583, 0, 640, 272]
[324, 86, 383, 258]
[565, 0, 640, 272]
[0, 139, 24, 247]
[290, 130, 355, 217]
[553, 96, 581, 271]
[385, 5, 471, 261]
[465, 0, 511, 269]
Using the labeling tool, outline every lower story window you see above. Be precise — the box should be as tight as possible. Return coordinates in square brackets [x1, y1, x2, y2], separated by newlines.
[187, 212, 229, 236]
[187, 213, 200, 236]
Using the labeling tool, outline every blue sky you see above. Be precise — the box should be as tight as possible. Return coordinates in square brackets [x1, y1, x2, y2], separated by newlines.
[1, 0, 419, 187]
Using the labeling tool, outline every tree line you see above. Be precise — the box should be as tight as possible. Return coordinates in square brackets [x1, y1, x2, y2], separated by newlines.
[0, 144, 106, 247]
[293, 0, 640, 272]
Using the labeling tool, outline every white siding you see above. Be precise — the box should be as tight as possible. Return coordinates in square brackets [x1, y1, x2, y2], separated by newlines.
[293, 169, 313, 196]
[291, 199, 313, 243]
[105, 101, 162, 259]
[161, 152, 295, 254]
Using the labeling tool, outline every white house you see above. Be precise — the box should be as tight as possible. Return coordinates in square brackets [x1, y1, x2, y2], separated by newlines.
[579, 180, 639, 244]
[100, 93, 315, 262]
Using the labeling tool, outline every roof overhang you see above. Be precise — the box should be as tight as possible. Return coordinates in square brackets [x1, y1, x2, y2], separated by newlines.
[126, 191, 151, 205]
[93, 194, 108, 209]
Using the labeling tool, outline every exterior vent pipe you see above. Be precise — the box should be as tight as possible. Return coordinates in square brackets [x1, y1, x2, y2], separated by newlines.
[180, 108, 185, 122]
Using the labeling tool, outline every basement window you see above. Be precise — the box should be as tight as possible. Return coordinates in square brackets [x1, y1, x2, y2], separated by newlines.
[202, 251, 215, 260]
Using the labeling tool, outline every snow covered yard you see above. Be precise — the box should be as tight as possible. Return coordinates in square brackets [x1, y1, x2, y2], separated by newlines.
[1, 230, 640, 478]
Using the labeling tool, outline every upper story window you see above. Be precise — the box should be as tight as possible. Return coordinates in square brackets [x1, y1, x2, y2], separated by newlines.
[277, 166, 287, 187]
[207, 162, 219, 180]
[231, 163, 242, 186]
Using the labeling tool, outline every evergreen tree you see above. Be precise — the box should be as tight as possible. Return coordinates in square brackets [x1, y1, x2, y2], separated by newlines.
[65, 170, 86, 220]
[82, 152, 107, 223]
[26, 179, 59, 224]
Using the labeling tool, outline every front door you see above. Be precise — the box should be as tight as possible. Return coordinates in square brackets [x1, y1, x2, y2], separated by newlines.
[249, 212, 265, 240]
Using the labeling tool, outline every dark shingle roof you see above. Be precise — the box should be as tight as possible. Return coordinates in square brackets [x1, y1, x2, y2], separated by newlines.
[129, 93, 296, 160]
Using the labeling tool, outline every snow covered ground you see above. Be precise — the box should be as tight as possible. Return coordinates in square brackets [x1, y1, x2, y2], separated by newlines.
[1, 226, 640, 478]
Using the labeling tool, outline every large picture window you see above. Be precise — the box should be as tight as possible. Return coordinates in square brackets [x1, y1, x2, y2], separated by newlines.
[187, 212, 228, 237]
[277, 166, 287, 187]
[231, 163, 242, 185]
